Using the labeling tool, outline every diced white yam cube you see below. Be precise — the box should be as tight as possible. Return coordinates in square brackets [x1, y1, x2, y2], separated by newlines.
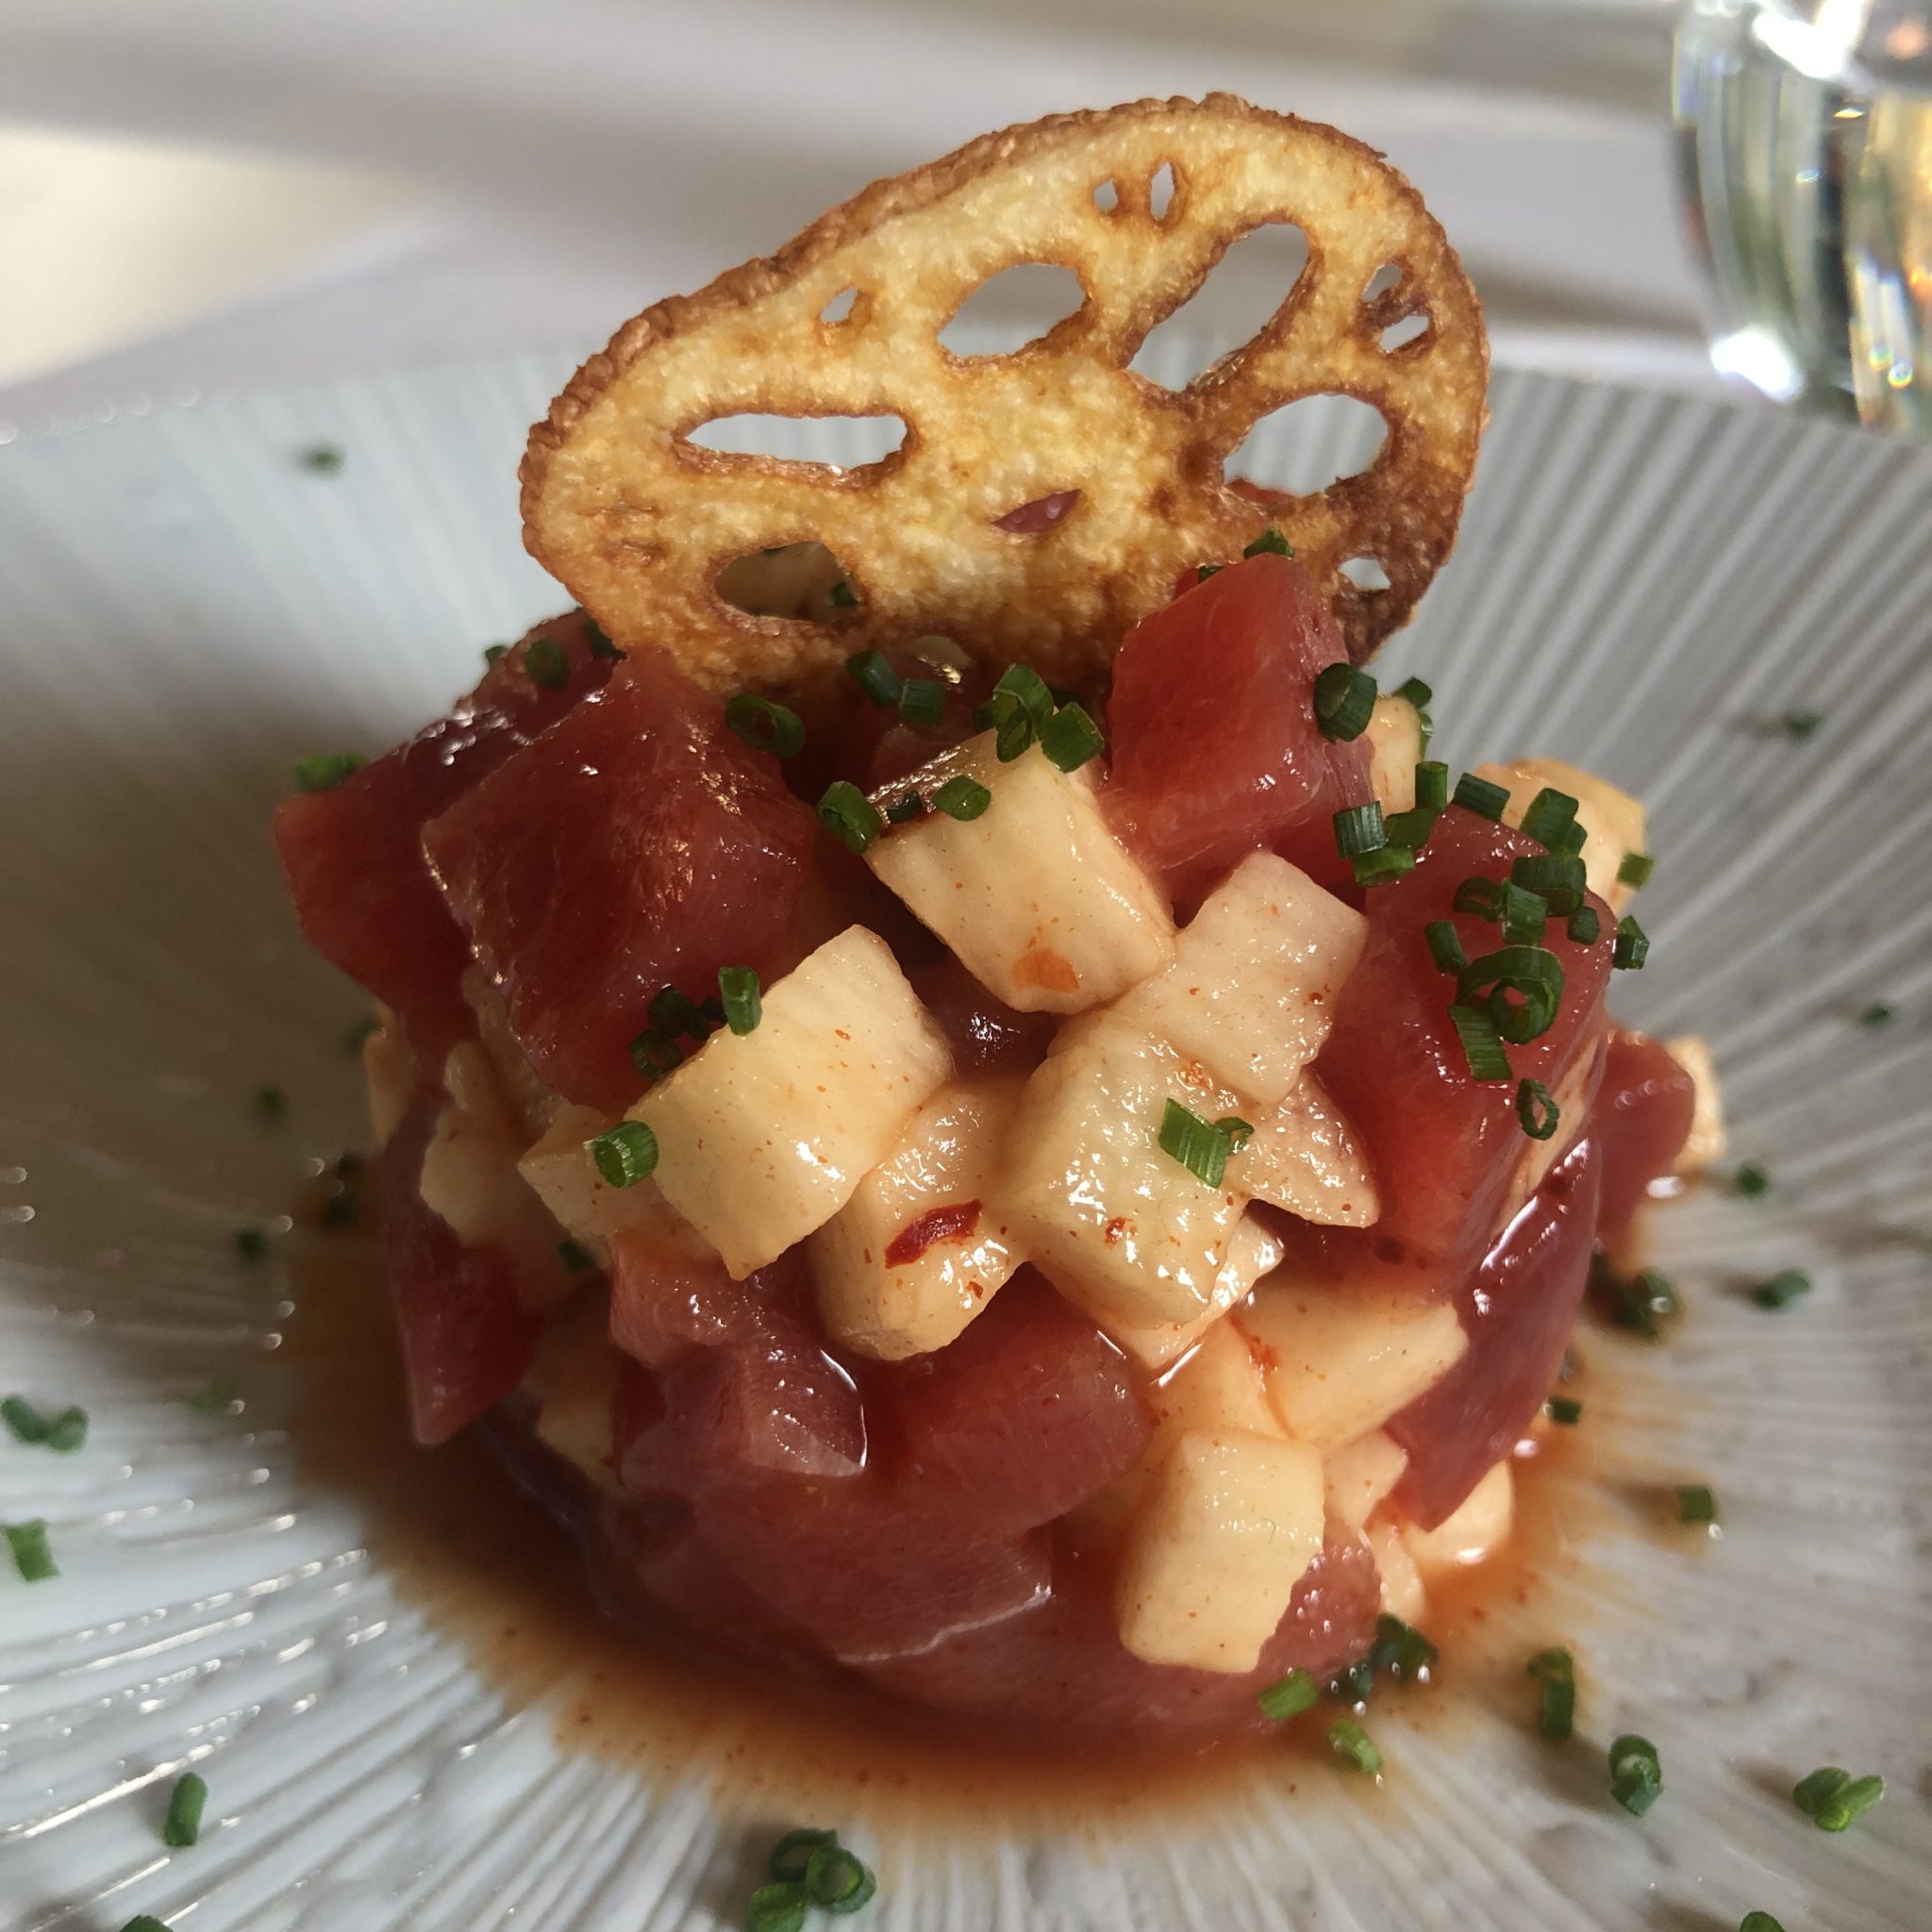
[1666, 1034, 1726, 1173]
[1365, 1514, 1428, 1622]
[517, 1102, 704, 1262]
[809, 1075, 1026, 1360]
[1100, 853, 1366, 1108]
[1100, 1211, 1282, 1370]
[636, 926, 952, 1278]
[1363, 693, 1424, 814]
[1150, 1317, 1283, 1446]
[1471, 757, 1647, 910]
[1237, 1074, 1379, 1228]
[1241, 1281, 1468, 1449]
[999, 1031, 1246, 1329]
[1323, 1430, 1409, 1535]
[361, 1007, 412, 1148]
[1402, 1460, 1515, 1575]
[524, 1296, 625, 1494]
[1115, 1428, 1325, 1673]
[865, 731, 1174, 1013]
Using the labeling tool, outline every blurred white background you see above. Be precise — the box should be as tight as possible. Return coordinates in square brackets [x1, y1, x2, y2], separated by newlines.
[0, 0, 1722, 434]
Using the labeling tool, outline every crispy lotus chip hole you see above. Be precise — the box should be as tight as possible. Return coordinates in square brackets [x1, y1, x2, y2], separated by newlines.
[522, 92, 1489, 706]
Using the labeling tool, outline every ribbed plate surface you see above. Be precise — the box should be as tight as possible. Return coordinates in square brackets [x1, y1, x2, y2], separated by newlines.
[2, 343, 1928, 1930]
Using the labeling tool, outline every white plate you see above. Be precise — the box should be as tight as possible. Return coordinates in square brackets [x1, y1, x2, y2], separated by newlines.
[2, 346, 1928, 1932]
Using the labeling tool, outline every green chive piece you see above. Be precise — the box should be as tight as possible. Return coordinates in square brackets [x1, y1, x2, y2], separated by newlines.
[747, 1881, 808, 1932]
[1395, 676, 1435, 753]
[1675, 1483, 1717, 1524]
[3, 1396, 49, 1443]
[1325, 1717, 1382, 1775]
[1498, 880, 1549, 945]
[648, 986, 699, 1037]
[161, 1771, 208, 1847]
[1333, 802, 1388, 859]
[588, 1121, 658, 1189]
[897, 677, 945, 728]
[1740, 1915, 1788, 1932]
[1592, 1259, 1680, 1339]
[718, 966, 762, 1036]
[1519, 787, 1580, 851]
[1257, 1668, 1320, 1721]
[1458, 945, 1565, 1008]
[1196, 561, 1224, 582]
[817, 780, 883, 853]
[1517, 1077, 1560, 1141]
[1326, 1654, 1376, 1705]
[1613, 914, 1650, 970]
[804, 1843, 875, 1913]
[628, 1028, 684, 1082]
[1555, 818, 1588, 856]
[828, 577, 858, 608]
[1545, 1395, 1583, 1425]
[1370, 1612, 1437, 1680]
[1453, 876, 1504, 922]
[1453, 772, 1510, 820]
[1158, 1099, 1233, 1189]
[1792, 1765, 1885, 1832]
[292, 753, 366, 794]
[234, 1226, 269, 1263]
[1413, 760, 1449, 812]
[767, 1828, 840, 1884]
[1566, 906, 1601, 944]
[298, 442, 344, 474]
[41, 1407, 86, 1455]
[993, 662, 1055, 729]
[483, 643, 509, 666]
[1424, 921, 1467, 974]
[187, 1376, 240, 1414]
[845, 650, 901, 708]
[1383, 807, 1440, 851]
[1446, 1002, 1512, 1082]
[1526, 1647, 1576, 1740]
[583, 617, 622, 660]
[1312, 662, 1378, 742]
[1039, 701, 1105, 772]
[1395, 675, 1433, 709]
[1617, 850, 1655, 889]
[119, 1917, 172, 1932]
[1858, 1002, 1894, 1028]
[726, 694, 806, 758]
[1783, 708, 1824, 741]
[1750, 1268, 1812, 1311]
[932, 774, 991, 821]
[1511, 852, 1589, 915]
[557, 1239, 596, 1274]
[698, 994, 726, 1030]
[5, 1519, 57, 1582]
[1732, 1162, 1771, 1199]
[1242, 525, 1292, 558]
[1353, 845, 1417, 888]
[885, 790, 923, 824]
[524, 637, 569, 691]
[1608, 1733, 1663, 1816]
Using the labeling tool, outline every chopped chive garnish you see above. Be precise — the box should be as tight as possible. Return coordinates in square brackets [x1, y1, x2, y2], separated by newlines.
[1498, 880, 1548, 945]
[119, 1918, 171, 1932]
[1608, 1733, 1663, 1815]
[898, 677, 945, 728]
[292, 753, 366, 794]
[1458, 946, 1565, 1019]
[1783, 708, 1824, 741]
[583, 617, 622, 660]
[628, 1028, 684, 1081]
[524, 637, 569, 690]
[719, 966, 762, 1035]
[256, 1086, 288, 1124]
[994, 662, 1055, 729]
[1617, 850, 1655, 889]
[1257, 1669, 1320, 1721]
[1333, 802, 1387, 859]
[1158, 1100, 1249, 1189]
[885, 790, 923, 824]
[747, 1882, 808, 1932]
[1354, 845, 1417, 888]
[648, 985, 699, 1036]
[698, 994, 727, 1029]
[3, 1396, 49, 1443]
[1325, 1718, 1382, 1775]
[804, 1843, 875, 1913]
[1519, 787, 1579, 851]
[726, 694, 806, 758]
[1039, 701, 1105, 772]
[1326, 1654, 1375, 1705]
[557, 1239, 596, 1274]
[1858, 1002, 1894, 1028]
[1545, 1395, 1583, 1425]
[1312, 662, 1377, 742]
[1370, 1613, 1437, 1680]
[1511, 852, 1588, 914]
[234, 1226, 269, 1262]
[845, 650, 901, 708]
[1566, 906, 1601, 944]
[817, 780, 883, 852]
[298, 442, 344, 474]
[588, 1121, 658, 1189]
[1196, 561, 1224, 582]
[1517, 1078, 1560, 1141]
[1591, 1255, 1681, 1338]
[1733, 1161, 1771, 1198]
[5, 1519, 57, 1582]
[45, 1407, 86, 1453]
[1453, 772, 1510, 819]
[1676, 1483, 1717, 1524]
[1413, 760, 1449, 811]
[1243, 525, 1292, 558]
[1526, 1647, 1575, 1740]
[1792, 1765, 1885, 1831]
[482, 643, 509, 665]
[187, 1376, 240, 1414]
[1556, 818, 1588, 856]
[932, 774, 991, 821]
[1447, 1002, 1512, 1082]
[767, 1828, 840, 1883]
[1613, 914, 1650, 970]
[1394, 675, 1435, 752]
[1424, 921, 1466, 974]
[1750, 1268, 1812, 1310]
[1740, 1916, 1788, 1932]
[1452, 877, 1503, 922]
[161, 1772, 208, 1847]
[1383, 808, 1439, 851]
[828, 577, 858, 608]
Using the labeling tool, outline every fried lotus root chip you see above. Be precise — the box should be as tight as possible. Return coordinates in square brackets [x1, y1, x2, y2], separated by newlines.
[523, 93, 1488, 707]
